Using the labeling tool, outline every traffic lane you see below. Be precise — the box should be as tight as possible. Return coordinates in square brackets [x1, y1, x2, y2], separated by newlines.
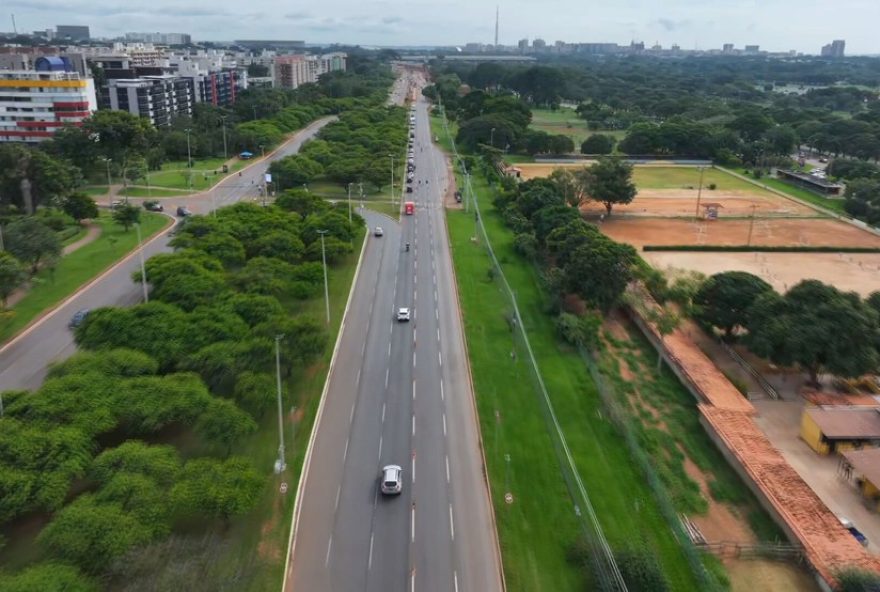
[0, 119, 335, 393]
[329, 217, 403, 588]
[288, 217, 389, 591]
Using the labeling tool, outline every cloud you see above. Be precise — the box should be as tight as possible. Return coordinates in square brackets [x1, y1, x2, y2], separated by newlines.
[652, 18, 691, 32]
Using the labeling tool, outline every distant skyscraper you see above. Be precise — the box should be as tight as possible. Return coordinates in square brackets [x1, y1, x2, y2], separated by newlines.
[55, 25, 90, 41]
[517, 38, 528, 52]
[821, 39, 845, 57]
[722, 43, 734, 53]
[494, 6, 499, 47]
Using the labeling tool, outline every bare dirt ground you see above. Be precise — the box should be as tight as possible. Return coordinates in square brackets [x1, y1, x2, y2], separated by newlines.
[584, 189, 816, 218]
[516, 161, 690, 180]
[725, 559, 821, 592]
[601, 217, 880, 249]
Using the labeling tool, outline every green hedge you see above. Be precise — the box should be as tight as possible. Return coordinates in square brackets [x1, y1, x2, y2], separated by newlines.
[643, 244, 880, 253]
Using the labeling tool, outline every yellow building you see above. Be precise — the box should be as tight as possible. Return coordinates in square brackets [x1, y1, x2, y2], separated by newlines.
[800, 406, 880, 455]
[840, 448, 880, 511]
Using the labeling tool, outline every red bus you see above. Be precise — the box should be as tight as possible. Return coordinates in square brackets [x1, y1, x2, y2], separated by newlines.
[404, 201, 415, 215]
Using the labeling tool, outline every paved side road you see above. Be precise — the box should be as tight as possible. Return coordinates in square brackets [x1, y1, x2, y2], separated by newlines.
[0, 118, 332, 393]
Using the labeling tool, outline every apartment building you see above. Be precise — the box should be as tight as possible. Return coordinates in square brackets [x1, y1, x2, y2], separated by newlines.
[101, 75, 193, 127]
[272, 53, 347, 89]
[0, 56, 97, 143]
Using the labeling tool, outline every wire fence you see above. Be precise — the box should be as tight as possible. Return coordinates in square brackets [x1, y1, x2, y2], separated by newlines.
[438, 104, 629, 592]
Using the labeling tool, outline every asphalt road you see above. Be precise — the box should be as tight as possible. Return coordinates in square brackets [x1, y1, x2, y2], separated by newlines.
[0, 117, 333, 393]
[287, 87, 502, 591]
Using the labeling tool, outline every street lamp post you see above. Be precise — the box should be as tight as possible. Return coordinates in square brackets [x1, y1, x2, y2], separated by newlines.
[260, 145, 265, 159]
[694, 166, 706, 220]
[134, 223, 149, 303]
[184, 128, 193, 190]
[347, 182, 353, 223]
[317, 230, 331, 325]
[388, 154, 395, 207]
[274, 335, 287, 473]
[490, 127, 496, 148]
[102, 158, 112, 208]
[219, 115, 228, 159]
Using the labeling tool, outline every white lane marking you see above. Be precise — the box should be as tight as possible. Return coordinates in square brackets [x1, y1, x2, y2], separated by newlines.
[381, 402, 386, 423]
[413, 327, 416, 342]
[454, 571, 460, 592]
[440, 380, 445, 402]
[356, 367, 361, 386]
[443, 413, 447, 437]
[436, 328, 440, 342]
[411, 505, 416, 543]
[378, 435, 383, 459]
[412, 414, 416, 436]
[435, 308, 439, 321]
[335, 485, 341, 510]
[343, 438, 350, 462]
[385, 367, 390, 388]
[368, 533, 375, 570]
[361, 340, 367, 356]
[325, 536, 333, 567]
[414, 288, 417, 301]
[449, 504, 455, 541]
[412, 380, 416, 401]
[413, 351, 416, 368]
[414, 274, 417, 286]
[411, 454, 416, 484]
[445, 455, 450, 483]
[438, 351, 442, 367]
[411, 569, 416, 592]
[349, 403, 355, 425]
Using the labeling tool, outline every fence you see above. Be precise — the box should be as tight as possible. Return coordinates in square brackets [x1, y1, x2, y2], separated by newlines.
[717, 340, 780, 400]
[699, 541, 804, 563]
[437, 104, 629, 592]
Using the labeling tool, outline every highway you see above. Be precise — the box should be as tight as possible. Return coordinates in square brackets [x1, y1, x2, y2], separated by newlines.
[0, 117, 332, 392]
[286, 85, 502, 591]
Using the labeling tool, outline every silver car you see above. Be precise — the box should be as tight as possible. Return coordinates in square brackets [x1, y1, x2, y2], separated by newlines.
[380, 464, 403, 495]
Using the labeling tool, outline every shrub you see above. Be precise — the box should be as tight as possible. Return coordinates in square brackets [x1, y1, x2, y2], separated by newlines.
[513, 232, 537, 259]
[708, 183, 717, 190]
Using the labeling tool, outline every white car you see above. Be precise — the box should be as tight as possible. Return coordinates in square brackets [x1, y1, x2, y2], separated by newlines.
[380, 464, 403, 495]
[397, 307, 410, 322]
[374, 226, 384, 237]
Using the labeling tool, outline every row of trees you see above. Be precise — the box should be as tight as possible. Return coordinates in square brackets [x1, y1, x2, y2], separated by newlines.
[0, 195, 360, 586]
[690, 271, 880, 385]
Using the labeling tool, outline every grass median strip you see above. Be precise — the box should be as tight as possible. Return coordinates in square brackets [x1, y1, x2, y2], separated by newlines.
[446, 173, 702, 590]
[0, 212, 169, 345]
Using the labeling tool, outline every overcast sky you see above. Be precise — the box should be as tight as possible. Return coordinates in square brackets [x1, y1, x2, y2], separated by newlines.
[6, 0, 880, 54]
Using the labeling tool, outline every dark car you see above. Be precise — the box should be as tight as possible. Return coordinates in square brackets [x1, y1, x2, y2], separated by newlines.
[454, 191, 462, 203]
[406, 186, 413, 193]
[143, 200, 164, 212]
[176, 206, 192, 217]
[68, 309, 90, 329]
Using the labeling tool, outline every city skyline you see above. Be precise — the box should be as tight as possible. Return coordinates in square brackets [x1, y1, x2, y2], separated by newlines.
[3, 0, 880, 54]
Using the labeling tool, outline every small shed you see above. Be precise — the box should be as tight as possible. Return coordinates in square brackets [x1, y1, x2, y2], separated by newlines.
[800, 406, 880, 455]
[701, 203, 723, 220]
[840, 448, 880, 510]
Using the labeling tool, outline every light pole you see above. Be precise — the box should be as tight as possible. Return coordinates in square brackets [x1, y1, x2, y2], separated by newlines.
[694, 166, 706, 220]
[490, 127, 496, 148]
[102, 157, 112, 208]
[184, 128, 193, 190]
[219, 115, 228, 159]
[274, 335, 287, 473]
[0, 223, 5, 251]
[388, 154, 395, 207]
[317, 230, 331, 325]
[134, 222, 149, 303]
[260, 144, 265, 159]
[347, 182, 353, 223]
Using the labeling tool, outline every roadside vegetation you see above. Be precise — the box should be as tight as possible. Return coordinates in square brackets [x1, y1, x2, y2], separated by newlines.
[0, 196, 364, 590]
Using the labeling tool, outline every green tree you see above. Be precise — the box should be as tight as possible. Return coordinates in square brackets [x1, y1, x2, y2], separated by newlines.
[82, 110, 157, 184]
[111, 203, 141, 232]
[835, 566, 880, 592]
[275, 189, 330, 219]
[269, 155, 324, 190]
[0, 251, 27, 307]
[585, 157, 637, 216]
[171, 457, 262, 522]
[693, 271, 774, 337]
[581, 134, 616, 155]
[564, 238, 637, 311]
[0, 562, 97, 592]
[38, 495, 154, 573]
[195, 398, 258, 453]
[5, 216, 62, 276]
[62, 192, 99, 222]
[747, 280, 880, 385]
[251, 230, 306, 263]
[233, 371, 277, 417]
[90, 441, 180, 487]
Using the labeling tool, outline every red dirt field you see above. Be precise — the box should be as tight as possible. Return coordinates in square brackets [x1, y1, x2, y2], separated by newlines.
[600, 217, 880, 249]
[582, 189, 816, 218]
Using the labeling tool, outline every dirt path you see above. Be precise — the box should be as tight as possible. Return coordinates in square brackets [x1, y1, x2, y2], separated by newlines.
[5, 222, 102, 308]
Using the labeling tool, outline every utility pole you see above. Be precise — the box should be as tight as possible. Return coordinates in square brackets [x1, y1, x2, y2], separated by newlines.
[185, 128, 193, 190]
[746, 204, 757, 246]
[0, 223, 5, 251]
[490, 127, 496, 148]
[318, 230, 330, 325]
[694, 166, 706, 220]
[103, 157, 112, 208]
[347, 182, 353, 223]
[274, 335, 287, 473]
[134, 223, 149, 303]
[388, 154, 395, 207]
[219, 115, 228, 159]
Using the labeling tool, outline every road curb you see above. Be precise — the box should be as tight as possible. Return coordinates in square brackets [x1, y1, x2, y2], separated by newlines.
[282, 224, 370, 592]
[0, 213, 175, 355]
[435, 143, 507, 591]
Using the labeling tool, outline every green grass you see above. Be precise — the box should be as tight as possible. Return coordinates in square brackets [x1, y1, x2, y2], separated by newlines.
[80, 186, 109, 196]
[727, 167, 847, 215]
[362, 201, 400, 220]
[120, 186, 195, 198]
[502, 155, 536, 164]
[633, 167, 768, 193]
[529, 108, 626, 149]
[0, 213, 170, 345]
[129, 158, 247, 192]
[447, 172, 701, 590]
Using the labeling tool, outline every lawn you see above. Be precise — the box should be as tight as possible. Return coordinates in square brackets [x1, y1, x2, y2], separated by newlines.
[80, 186, 109, 196]
[727, 167, 847, 215]
[120, 186, 194, 198]
[446, 172, 702, 590]
[0, 212, 170, 345]
[530, 108, 625, 149]
[633, 167, 765, 192]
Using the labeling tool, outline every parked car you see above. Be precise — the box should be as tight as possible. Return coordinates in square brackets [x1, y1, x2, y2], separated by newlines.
[380, 464, 403, 495]
[839, 516, 869, 547]
[68, 309, 90, 329]
[143, 200, 164, 212]
[406, 186, 413, 193]
[176, 206, 192, 217]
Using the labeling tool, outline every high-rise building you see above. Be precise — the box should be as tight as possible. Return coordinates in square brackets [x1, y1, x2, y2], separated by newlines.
[744, 45, 760, 54]
[722, 43, 734, 53]
[55, 25, 90, 41]
[532, 38, 546, 51]
[517, 38, 529, 52]
[171, 55, 242, 107]
[820, 40, 845, 57]
[272, 53, 346, 89]
[101, 75, 193, 127]
[125, 32, 192, 45]
[0, 56, 97, 143]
